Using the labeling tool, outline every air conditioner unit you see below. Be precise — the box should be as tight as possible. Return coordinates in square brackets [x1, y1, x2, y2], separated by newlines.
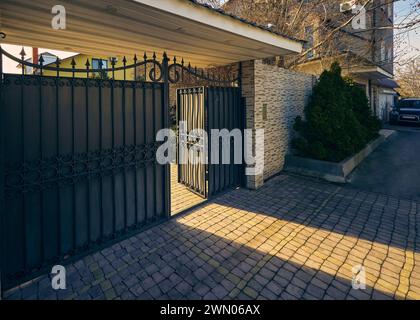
[340, 0, 356, 12]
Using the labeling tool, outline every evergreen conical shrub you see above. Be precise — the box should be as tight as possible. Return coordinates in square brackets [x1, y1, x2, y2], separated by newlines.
[293, 62, 381, 162]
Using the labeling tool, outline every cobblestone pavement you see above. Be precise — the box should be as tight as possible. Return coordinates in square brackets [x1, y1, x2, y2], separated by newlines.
[4, 174, 420, 300]
[171, 165, 205, 215]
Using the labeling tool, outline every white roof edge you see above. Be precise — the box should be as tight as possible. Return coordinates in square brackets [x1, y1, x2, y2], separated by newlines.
[132, 0, 303, 54]
[374, 66, 393, 79]
[351, 66, 393, 79]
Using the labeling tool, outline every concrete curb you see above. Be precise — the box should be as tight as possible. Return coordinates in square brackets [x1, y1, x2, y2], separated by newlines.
[284, 129, 396, 183]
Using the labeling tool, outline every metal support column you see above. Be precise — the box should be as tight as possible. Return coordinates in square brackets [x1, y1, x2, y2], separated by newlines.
[238, 62, 247, 188]
[0, 46, 5, 299]
[162, 53, 171, 217]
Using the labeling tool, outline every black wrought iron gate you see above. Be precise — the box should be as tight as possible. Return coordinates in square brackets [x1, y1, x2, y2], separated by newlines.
[0, 48, 170, 290]
[0, 46, 242, 292]
[177, 86, 243, 199]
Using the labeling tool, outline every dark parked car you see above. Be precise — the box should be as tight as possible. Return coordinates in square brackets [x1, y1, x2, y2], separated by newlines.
[390, 98, 420, 125]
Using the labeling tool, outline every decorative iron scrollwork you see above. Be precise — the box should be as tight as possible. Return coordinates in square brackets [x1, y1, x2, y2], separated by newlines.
[0, 47, 239, 85]
[0, 46, 166, 82]
[168, 61, 239, 85]
[4, 143, 162, 196]
[149, 63, 163, 82]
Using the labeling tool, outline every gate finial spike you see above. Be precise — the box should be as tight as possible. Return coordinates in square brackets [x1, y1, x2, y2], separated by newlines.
[153, 52, 157, 61]
[55, 56, 60, 66]
[85, 59, 90, 68]
[181, 58, 184, 66]
[71, 57, 76, 68]
[133, 54, 138, 63]
[20, 47, 26, 58]
[173, 56, 176, 64]
[39, 55, 45, 65]
[143, 52, 147, 61]
[122, 56, 127, 65]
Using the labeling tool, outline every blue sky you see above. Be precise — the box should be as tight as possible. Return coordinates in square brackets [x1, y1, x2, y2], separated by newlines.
[394, 0, 420, 62]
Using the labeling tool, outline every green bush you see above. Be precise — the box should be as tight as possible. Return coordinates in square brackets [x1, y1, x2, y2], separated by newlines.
[344, 78, 382, 142]
[292, 62, 381, 162]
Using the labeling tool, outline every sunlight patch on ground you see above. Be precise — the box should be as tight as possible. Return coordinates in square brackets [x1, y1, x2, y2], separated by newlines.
[176, 203, 419, 299]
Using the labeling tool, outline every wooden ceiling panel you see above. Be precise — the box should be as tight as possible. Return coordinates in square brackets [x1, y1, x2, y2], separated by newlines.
[0, 0, 302, 67]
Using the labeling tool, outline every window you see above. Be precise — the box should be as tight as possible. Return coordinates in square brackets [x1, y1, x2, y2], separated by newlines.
[92, 58, 108, 70]
[380, 40, 386, 62]
[91, 58, 109, 79]
[304, 26, 314, 59]
[387, 47, 393, 62]
[398, 100, 420, 109]
[387, 2, 393, 19]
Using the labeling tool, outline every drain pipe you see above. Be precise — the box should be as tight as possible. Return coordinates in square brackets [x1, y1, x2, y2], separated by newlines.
[32, 47, 39, 75]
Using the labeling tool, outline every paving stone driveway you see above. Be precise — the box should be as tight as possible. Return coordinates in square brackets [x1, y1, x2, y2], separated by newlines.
[4, 174, 420, 300]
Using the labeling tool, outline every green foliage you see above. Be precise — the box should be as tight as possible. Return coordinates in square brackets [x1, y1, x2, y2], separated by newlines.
[292, 62, 381, 162]
[91, 70, 110, 80]
[344, 78, 382, 141]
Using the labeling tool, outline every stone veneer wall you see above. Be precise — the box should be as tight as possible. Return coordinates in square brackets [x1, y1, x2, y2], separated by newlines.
[241, 60, 316, 189]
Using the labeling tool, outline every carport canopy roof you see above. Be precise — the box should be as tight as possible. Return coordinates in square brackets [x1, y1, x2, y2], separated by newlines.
[1, 0, 303, 67]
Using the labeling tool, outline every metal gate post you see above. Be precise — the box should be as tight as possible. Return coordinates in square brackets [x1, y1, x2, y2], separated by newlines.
[238, 62, 247, 188]
[205, 87, 211, 199]
[0, 46, 5, 299]
[162, 53, 171, 217]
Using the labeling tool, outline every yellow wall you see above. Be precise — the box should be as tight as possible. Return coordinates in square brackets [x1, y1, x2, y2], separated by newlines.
[42, 54, 138, 80]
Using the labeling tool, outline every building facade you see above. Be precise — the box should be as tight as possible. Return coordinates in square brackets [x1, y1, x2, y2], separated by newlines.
[223, 0, 398, 121]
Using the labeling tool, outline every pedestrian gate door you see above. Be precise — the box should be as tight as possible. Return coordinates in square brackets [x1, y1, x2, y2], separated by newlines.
[177, 86, 243, 199]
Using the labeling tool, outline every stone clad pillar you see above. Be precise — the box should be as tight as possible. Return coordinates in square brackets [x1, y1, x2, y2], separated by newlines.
[240, 59, 316, 190]
[241, 60, 265, 190]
